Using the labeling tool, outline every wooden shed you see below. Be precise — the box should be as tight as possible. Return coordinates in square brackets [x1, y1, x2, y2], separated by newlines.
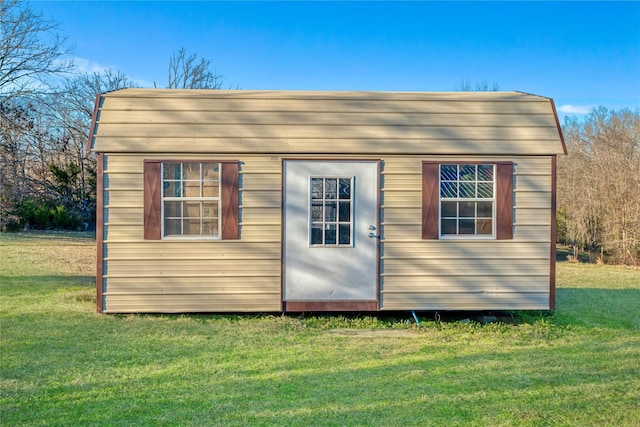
[89, 89, 566, 313]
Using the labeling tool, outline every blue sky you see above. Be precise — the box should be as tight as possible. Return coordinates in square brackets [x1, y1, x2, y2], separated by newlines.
[34, 1, 640, 120]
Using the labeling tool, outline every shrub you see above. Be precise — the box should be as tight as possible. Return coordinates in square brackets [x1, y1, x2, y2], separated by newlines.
[52, 205, 82, 230]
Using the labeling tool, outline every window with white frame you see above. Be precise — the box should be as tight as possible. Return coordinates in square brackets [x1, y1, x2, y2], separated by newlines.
[309, 177, 354, 246]
[439, 164, 495, 237]
[162, 162, 221, 237]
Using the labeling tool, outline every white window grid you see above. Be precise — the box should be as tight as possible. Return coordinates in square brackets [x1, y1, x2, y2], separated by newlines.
[439, 164, 496, 239]
[161, 162, 221, 239]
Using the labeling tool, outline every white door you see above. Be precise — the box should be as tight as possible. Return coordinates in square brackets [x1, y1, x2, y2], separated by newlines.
[283, 161, 379, 304]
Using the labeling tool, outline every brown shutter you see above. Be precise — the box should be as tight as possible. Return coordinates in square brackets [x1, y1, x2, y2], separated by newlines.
[422, 162, 439, 239]
[496, 162, 514, 240]
[220, 162, 239, 240]
[143, 161, 162, 240]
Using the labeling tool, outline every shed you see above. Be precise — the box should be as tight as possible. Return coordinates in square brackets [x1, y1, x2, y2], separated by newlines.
[89, 89, 566, 313]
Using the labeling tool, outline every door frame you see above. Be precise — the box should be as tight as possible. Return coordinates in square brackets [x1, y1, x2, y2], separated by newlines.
[281, 158, 381, 312]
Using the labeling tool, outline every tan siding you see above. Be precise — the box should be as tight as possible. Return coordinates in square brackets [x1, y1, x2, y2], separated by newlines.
[379, 156, 552, 310]
[100, 110, 558, 127]
[101, 154, 282, 312]
[95, 137, 561, 155]
[381, 293, 550, 311]
[103, 294, 280, 313]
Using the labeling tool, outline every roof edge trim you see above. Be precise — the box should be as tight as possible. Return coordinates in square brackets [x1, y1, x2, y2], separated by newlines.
[87, 93, 103, 153]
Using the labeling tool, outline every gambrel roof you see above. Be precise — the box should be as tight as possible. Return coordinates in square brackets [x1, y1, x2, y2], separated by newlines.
[90, 89, 567, 155]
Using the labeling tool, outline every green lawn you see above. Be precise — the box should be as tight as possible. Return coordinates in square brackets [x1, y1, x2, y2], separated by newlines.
[1, 232, 639, 426]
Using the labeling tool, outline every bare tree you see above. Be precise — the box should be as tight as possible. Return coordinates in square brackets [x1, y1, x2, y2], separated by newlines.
[558, 108, 640, 265]
[0, 0, 73, 102]
[456, 78, 500, 92]
[167, 47, 224, 89]
[52, 70, 140, 213]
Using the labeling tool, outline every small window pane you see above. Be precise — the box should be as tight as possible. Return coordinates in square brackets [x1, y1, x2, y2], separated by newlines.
[459, 182, 475, 198]
[164, 218, 181, 235]
[339, 224, 350, 244]
[311, 202, 323, 222]
[441, 218, 457, 234]
[459, 201, 475, 217]
[184, 202, 200, 217]
[183, 163, 200, 180]
[202, 202, 218, 219]
[339, 178, 351, 199]
[164, 181, 182, 198]
[477, 219, 492, 235]
[459, 219, 475, 234]
[477, 183, 493, 198]
[164, 163, 181, 180]
[477, 201, 493, 217]
[325, 224, 336, 244]
[478, 164, 493, 181]
[338, 201, 350, 222]
[460, 165, 476, 181]
[164, 201, 181, 217]
[202, 221, 218, 236]
[185, 181, 200, 197]
[325, 179, 337, 199]
[311, 178, 323, 199]
[184, 219, 201, 234]
[325, 201, 336, 222]
[441, 165, 457, 181]
[202, 182, 219, 198]
[311, 225, 323, 244]
[202, 163, 219, 180]
[441, 201, 457, 217]
[441, 181, 457, 198]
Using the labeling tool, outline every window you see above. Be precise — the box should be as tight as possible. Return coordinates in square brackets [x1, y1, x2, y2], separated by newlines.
[162, 162, 221, 237]
[309, 177, 353, 246]
[439, 164, 494, 237]
[422, 161, 513, 240]
[143, 160, 239, 240]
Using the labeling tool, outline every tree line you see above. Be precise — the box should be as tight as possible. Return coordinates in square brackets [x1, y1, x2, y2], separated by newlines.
[557, 108, 640, 265]
[1, 0, 225, 231]
[1, 0, 638, 264]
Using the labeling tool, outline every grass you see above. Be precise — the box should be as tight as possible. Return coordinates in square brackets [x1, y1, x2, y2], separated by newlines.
[1, 232, 639, 426]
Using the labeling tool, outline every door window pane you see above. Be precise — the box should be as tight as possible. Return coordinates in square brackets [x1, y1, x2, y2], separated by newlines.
[311, 225, 323, 245]
[311, 178, 323, 199]
[338, 201, 350, 222]
[325, 224, 336, 244]
[311, 202, 323, 222]
[325, 201, 336, 222]
[324, 179, 337, 199]
[339, 224, 351, 244]
[339, 178, 351, 199]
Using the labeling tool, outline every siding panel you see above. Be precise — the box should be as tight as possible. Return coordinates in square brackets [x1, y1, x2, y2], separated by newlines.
[101, 154, 282, 312]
